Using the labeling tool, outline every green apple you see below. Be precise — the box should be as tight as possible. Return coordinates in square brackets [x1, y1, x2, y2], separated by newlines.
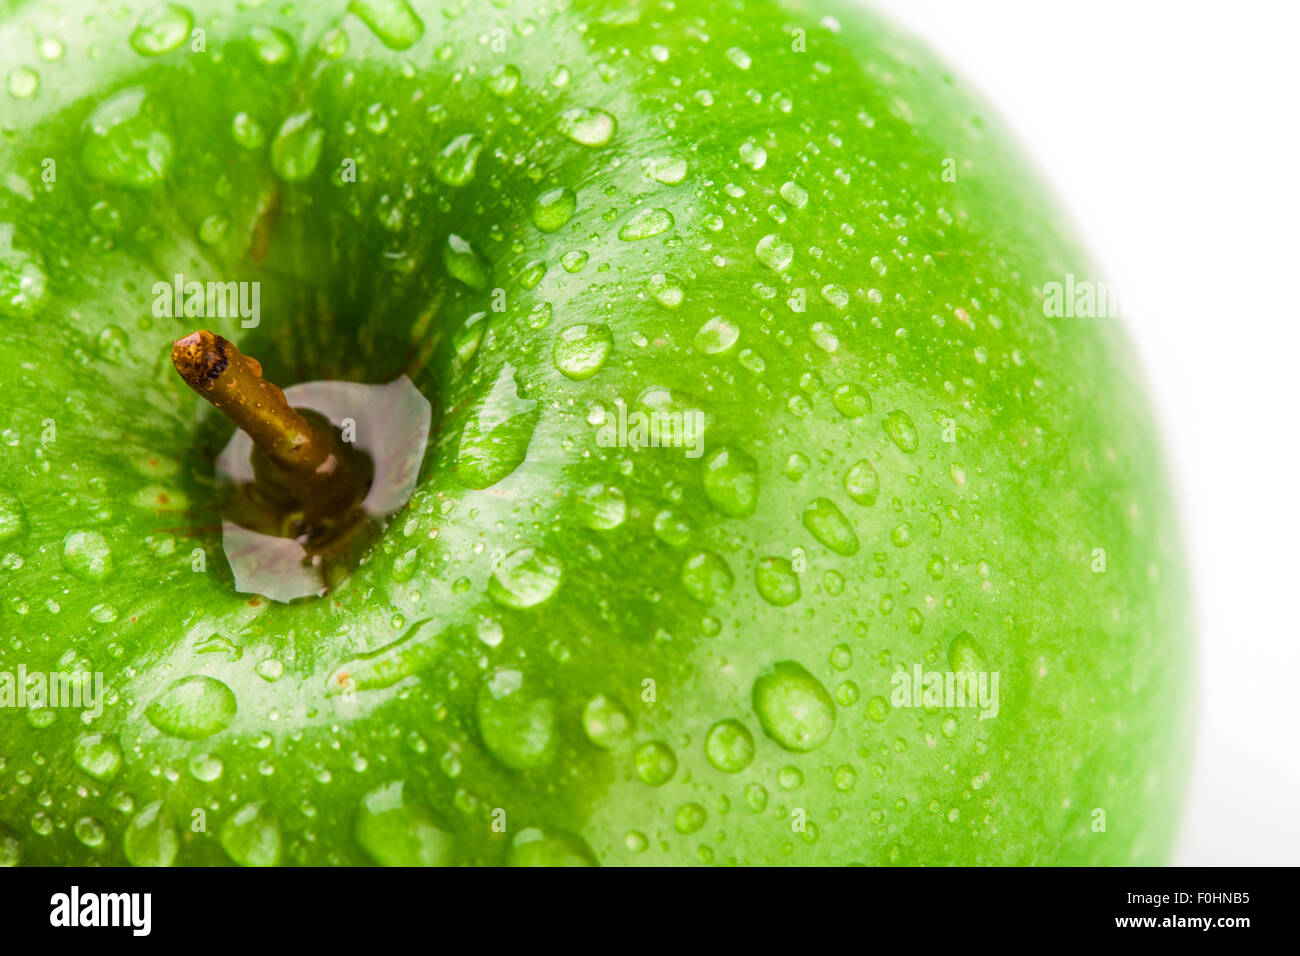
[0, 0, 1191, 866]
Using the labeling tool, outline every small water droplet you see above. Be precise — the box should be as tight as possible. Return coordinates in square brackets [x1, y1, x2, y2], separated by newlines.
[754, 557, 801, 606]
[269, 110, 324, 182]
[355, 780, 455, 866]
[124, 801, 178, 867]
[575, 484, 626, 530]
[60, 530, 113, 581]
[145, 675, 237, 740]
[694, 315, 739, 354]
[705, 719, 755, 772]
[553, 323, 613, 380]
[530, 186, 577, 232]
[681, 550, 733, 604]
[634, 740, 677, 785]
[801, 498, 859, 556]
[755, 233, 793, 270]
[489, 548, 562, 609]
[129, 4, 193, 56]
[81, 88, 173, 188]
[433, 133, 483, 187]
[583, 694, 632, 749]
[220, 801, 281, 867]
[442, 233, 490, 290]
[646, 272, 685, 308]
[348, 0, 425, 51]
[702, 445, 758, 518]
[477, 669, 555, 769]
[74, 733, 122, 782]
[843, 459, 879, 505]
[505, 827, 597, 866]
[884, 410, 919, 452]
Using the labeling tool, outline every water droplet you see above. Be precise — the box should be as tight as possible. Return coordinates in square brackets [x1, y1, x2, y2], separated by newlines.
[556, 107, 616, 147]
[477, 668, 555, 769]
[726, 46, 753, 70]
[38, 36, 65, 62]
[231, 111, 264, 149]
[443, 233, 490, 291]
[648, 155, 688, 184]
[843, 459, 879, 506]
[6, 67, 38, 99]
[779, 181, 808, 208]
[250, 25, 294, 65]
[74, 733, 122, 781]
[0, 233, 47, 318]
[619, 207, 674, 240]
[634, 740, 677, 785]
[0, 490, 26, 542]
[530, 186, 577, 233]
[883, 410, 919, 452]
[553, 323, 613, 379]
[74, 816, 106, 848]
[801, 498, 859, 556]
[834, 765, 857, 791]
[525, 302, 552, 330]
[755, 233, 793, 270]
[60, 530, 113, 581]
[355, 780, 455, 866]
[145, 675, 237, 740]
[702, 445, 758, 517]
[457, 363, 538, 489]
[752, 661, 836, 752]
[81, 88, 173, 187]
[866, 695, 889, 721]
[754, 557, 801, 606]
[695, 315, 739, 354]
[832, 383, 871, 418]
[129, 4, 193, 56]
[348, 0, 425, 50]
[681, 550, 733, 604]
[739, 140, 767, 170]
[124, 801, 178, 867]
[518, 259, 547, 289]
[560, 249, 589, 272]
[675, 802, 708, 834]
[487, 63, 521, 96]
[705, 719, 755, 772]
[319, 27, 349, 59]
[269, 110, 324, 182]
[624, 830, 648, 853]
[506, 827, 597, 866]
[652, 508, 693, 547]
[489, 547, 562, 609]
[947, 631, 986, 672]
[433, 133, 483, 187]
[220, 801, 281, 866]
[188, 752, 223, 782]
[575, 484, 626, 530]
[646, 272, 685, 307]
[582, 694, 631, 749]
[0, 824, 19, 866]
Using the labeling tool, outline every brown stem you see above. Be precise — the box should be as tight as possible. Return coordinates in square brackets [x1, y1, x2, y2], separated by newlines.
[172, 330, 349, 509]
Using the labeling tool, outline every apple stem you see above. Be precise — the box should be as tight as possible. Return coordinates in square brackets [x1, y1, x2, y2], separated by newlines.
[171, 330, 354, 511]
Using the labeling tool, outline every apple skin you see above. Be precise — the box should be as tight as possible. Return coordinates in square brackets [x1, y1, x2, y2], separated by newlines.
[0, 0, 1191, 866]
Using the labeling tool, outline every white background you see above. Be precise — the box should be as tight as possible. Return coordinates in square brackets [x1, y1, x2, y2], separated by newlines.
[868, 0, 1300, 865]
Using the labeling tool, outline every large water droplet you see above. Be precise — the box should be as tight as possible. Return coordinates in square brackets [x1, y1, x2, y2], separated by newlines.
[220, 801, 281, 867]
[634, 740, 677, 785]
[843, 459, 879, 505]
[0, 230, 47, 318]
[129, 4, 193, 56]
[575, 484, 626, 530]
[74, 733, 122, 782]
[556, 108, 616, 147]
[269, 110, 324, 182]
[456, 363, 538, 489]
[506, 827, 597, 866]
[433, 133, 483, 187]
[752, 661, 836, 752]
[124, 801, 178, 867]
[646, 272, 685, 308]
[0, 490, 26, 542]
[680, 550, 733, 604]
[618, 207, 674, 240]
[754, 557, 801, 606]
[694, 315, 739, 354]
[489, 547, 562, 609]
[530, 186, 577, 233]
[348, 0, 425, 50]
[443, 233, 491, 291]
[883, 409, 919, 453]
[705, 718, 755, 772]
[832, 383, 871, 418]
[477, 669, 555, 770]
[582, 694, 631, 749]
[755, 233, 793, 270]
[80, 88, 173, 188]
[947, 631, 987, 673]
[801, 498, 859, 556]
[60, 530, 113, 581]
[355, 781, 455, 866]
[702, 445, 758, 517]
[145, 675, 237, 740]
[553, 323, 613, 380]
